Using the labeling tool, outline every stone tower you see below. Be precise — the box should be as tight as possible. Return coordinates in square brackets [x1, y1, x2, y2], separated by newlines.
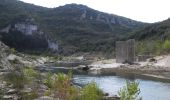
[116, 39, 135, 63]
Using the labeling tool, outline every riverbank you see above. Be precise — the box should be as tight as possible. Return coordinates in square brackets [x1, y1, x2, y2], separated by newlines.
[87, 55, 170, 82]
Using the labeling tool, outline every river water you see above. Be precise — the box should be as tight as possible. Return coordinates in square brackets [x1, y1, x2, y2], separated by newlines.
[73, 75, 170, 100]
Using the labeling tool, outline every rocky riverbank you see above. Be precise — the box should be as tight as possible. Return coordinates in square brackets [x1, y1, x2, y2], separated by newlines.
[85, 56, 170, 82]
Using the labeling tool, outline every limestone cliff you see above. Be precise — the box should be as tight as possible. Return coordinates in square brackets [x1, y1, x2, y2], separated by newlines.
[0, 18, 59, 53]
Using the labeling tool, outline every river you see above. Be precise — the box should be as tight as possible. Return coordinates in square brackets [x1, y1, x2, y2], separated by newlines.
[73, 75, 170, 100]
[36, 65, 170, 100]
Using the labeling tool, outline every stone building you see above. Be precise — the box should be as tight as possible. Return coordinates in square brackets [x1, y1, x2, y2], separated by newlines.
[116, 39, 135, 63]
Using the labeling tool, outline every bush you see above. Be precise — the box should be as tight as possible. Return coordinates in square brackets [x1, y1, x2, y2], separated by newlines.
[5, 70, 27, 89]
[79, 82, 103, 100]
[23, 67, 39, 79]
[44, 72, 54, 88]
[44, 72, 78, 100]
[118, 81, 142, 100]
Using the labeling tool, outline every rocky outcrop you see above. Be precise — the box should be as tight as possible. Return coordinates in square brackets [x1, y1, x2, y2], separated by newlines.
[14, 23, 38, 35]
[0, 19, 59, 52]
[47, 40, 59, 52]
[0, 41, 12, 70]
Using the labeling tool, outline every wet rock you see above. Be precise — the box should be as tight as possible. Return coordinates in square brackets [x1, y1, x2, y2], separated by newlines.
[104, 95, 120, 100]
[82, 66, 90, 71]
[77, 65, 90, 71]
[104, 93, 109, 96]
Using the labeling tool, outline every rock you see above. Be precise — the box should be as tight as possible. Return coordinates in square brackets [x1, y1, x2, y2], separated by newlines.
[149, 58, 157, 63]
[0, 41, 13, 70]
[36, 96, 54, 100]
[77, 65, 90, 71]
[104, 95, 120, 100]
[38, 84, 49, 96]
[3, 94, 18, 100]
[3, 95, 13, 99]
[7, 54, 22, 62]
[14, 23, 38, 35]
[6, 89, 17, 95]
[82, 66, 90, 71]
[104, 93, 109, 96]
[40, 84, 48, 90]
[22, 88, 32, 93]
[88, 67, 101, 74]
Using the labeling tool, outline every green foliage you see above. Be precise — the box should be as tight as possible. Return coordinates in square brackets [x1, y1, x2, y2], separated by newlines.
[53, 73, 78, 100]
[136, 42, 146, 55]
[44, 71, 103, 100]
[10, 48, 17, 53]
[118, 81, 142, 100]
[79, 82, 103, 100]
[163, 40, 170, 53]
[19, 89, 38, 100]
[5, 67, 39, 99]
[23, 67, 39, 82]
[135, 40, 170, 55]
[44, 72, 78, 100]
[44, 72, 54, 88]
[5, 70, 27, 89]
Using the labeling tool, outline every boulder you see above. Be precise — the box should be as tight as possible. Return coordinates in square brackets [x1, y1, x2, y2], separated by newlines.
[36, 96, 54, 100]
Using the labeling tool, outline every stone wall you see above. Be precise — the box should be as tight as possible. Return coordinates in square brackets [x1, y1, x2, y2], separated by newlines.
[116, 39, 135, 63]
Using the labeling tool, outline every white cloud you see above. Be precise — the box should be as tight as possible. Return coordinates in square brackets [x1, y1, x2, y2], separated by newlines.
[20, 0, 170, 23]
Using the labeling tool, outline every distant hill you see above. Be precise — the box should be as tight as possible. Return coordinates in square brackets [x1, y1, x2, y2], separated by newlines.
[128, 18, 170, 55]
[0, 0, 147, 54]
[129, 18, 170, 40]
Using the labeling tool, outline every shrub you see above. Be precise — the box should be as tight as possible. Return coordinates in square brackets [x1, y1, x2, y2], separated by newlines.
[54, 73, 78, 100]
[118, 81, 142, 100]
[44, 72, 78, 100]
[10, 48, 17, 53]
[79, 82, 103, 100]
[44, 72, 54, 88]
[23, 67, 39, 79]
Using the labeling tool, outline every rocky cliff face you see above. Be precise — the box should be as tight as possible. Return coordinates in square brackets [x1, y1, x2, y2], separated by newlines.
[58, 4, 145, 29]
[0, 18, 59, 53]
[14, 23, 38, 35]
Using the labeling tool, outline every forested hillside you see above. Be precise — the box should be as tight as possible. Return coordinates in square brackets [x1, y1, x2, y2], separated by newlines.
[0, 0, 147, 54]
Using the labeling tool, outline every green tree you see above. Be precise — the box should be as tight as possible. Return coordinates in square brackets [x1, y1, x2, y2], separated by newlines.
[163, 40, 170, 53]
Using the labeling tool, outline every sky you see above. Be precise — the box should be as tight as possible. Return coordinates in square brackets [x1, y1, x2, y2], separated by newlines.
[20, 0, 170, 23]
